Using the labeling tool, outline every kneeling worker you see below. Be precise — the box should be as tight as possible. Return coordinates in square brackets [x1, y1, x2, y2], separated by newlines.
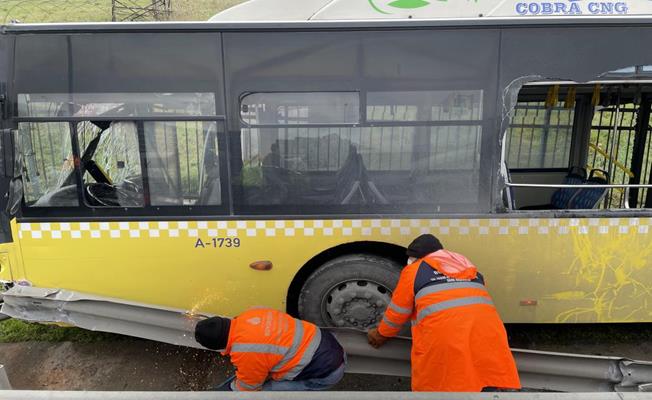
[368, 234, 521, 392]
[195, 308, 345, 391]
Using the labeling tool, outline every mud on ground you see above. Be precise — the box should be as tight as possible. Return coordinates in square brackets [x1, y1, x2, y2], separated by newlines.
[0, 339, 410, 391]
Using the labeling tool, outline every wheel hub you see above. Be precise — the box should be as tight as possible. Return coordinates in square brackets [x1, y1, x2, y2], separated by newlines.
[324, 280, 392, 329]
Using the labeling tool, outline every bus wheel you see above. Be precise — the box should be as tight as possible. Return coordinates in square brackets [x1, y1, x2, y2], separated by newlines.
[298, 254, 401, 329]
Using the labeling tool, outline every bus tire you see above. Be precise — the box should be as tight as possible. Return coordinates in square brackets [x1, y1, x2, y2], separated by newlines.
[298, 254, 402, 329]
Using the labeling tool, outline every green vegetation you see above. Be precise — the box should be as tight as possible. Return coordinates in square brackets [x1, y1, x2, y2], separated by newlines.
[0, 0, 246, 24]
[0, 319, 123, 343]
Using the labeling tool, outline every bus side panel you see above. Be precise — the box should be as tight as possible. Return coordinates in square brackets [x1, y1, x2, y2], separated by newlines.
[13, 216, 652, 323]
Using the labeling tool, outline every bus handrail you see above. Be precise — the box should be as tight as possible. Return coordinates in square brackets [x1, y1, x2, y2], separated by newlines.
[505, 183, 652, 209]
[587, 143, 635, 178]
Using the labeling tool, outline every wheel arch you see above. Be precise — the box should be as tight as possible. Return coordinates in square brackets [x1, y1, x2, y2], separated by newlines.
[285, 241, 407, 317]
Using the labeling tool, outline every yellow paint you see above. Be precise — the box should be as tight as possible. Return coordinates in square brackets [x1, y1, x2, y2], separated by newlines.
[6, 216, 652, 323]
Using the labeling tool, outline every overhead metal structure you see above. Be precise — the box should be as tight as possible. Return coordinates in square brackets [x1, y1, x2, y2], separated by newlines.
[111, 0, 171, 22]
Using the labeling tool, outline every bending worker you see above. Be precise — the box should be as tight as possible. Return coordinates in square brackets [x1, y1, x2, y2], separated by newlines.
[195, 307, 345, 391]
[367, 234, 521, 392]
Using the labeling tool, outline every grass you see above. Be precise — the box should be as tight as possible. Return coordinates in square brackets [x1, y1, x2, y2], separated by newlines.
[0, 319, 124, 343]
[0, 0, 246, 24]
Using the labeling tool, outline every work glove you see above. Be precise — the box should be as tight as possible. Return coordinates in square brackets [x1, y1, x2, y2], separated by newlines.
[367, 328, 389, 349]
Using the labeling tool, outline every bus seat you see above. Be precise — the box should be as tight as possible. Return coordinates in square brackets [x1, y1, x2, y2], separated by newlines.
[550, 166, 587, 208]
[568, 169, 609, 209]
[338, 148, 389, 205]
[519, 166, 587, 210]
[335, 150, 365, 204]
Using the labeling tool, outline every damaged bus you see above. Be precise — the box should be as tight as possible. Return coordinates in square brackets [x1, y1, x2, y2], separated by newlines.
[1, 13, 652, 344]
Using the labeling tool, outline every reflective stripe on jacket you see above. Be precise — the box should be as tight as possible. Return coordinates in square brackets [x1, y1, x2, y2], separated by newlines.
[378, 250, 521, 392]
[222, 308, 321, 391]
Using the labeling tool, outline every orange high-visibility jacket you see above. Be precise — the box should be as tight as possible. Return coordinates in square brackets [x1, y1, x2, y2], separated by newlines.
[378, 250, 521, 392]
[222, 308, 321, 391]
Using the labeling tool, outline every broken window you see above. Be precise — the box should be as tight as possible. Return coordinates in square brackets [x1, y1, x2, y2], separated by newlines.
[77, 121, 144, 208]
[504, 81, 652, 211]
[18, 122, 78, 207]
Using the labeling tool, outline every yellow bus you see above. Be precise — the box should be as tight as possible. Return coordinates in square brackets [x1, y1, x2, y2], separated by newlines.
[1, 17, 652, 344]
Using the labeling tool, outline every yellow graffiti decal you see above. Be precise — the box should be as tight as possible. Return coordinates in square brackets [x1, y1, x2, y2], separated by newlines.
[554, 226, 652, 322]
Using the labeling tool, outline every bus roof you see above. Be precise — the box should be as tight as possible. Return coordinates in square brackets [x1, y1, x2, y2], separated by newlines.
[209, 0, 648, 21]
[4, 15, 652, 33]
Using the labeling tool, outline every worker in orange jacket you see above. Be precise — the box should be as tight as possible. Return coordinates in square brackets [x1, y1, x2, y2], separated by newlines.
[368, 234, 521, 392]
[195, 308, 346, 391]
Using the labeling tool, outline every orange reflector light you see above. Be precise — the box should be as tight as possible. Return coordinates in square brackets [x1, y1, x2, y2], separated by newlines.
[520, 299, 538, 306]
[250, 261, 273, 271]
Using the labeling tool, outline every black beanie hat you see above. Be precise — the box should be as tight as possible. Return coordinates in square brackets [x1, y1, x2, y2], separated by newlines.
[194, 316, 232, 350]
[406, 234, 443, 258]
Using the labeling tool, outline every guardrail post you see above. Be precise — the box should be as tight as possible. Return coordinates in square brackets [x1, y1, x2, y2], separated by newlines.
[0, 364, 12, 389]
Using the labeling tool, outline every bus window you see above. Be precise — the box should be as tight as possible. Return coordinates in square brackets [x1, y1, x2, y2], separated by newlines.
[18, 122, 78, 207]
[241, 92, 359, 125]
[144, 121, 221, 206]
[235, 91, 483, 213]
[367, 90, 483, 122]
[77, 121, 144, 208]
[505, 82, 652, 210]
[18, 92, 216, 118]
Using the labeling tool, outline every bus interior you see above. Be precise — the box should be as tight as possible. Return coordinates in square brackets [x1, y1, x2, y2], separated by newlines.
[506, 72, 652, 212]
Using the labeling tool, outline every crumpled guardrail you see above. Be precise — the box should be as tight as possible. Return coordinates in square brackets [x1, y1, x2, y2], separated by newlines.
[3, 286, 652, 392]
[330, 329, 652, 392]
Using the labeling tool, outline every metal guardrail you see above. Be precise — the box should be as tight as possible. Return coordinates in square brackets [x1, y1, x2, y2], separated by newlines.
[0, 365, 11, 390]
[3, 287, 652, 392]
[331, 330, 652, 392]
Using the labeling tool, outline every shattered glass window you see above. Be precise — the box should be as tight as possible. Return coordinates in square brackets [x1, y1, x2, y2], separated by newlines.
[77, 121, 144, 208]
[18, 122, 78, 207]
